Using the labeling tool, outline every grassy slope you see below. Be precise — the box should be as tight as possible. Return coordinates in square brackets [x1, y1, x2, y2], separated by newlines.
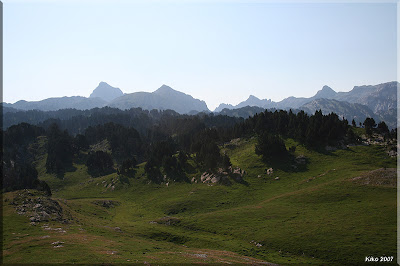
[3, 137, 396, 265]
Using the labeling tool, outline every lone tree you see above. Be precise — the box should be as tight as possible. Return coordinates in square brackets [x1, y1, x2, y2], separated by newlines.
[363, 117, 376, 136]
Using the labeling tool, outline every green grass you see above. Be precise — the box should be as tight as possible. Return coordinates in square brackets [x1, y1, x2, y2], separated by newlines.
[3, 137, 396, 265]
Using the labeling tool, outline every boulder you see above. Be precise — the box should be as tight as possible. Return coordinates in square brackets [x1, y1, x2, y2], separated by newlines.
[266, 168, 273, 175]
[211, 176, 220, 183]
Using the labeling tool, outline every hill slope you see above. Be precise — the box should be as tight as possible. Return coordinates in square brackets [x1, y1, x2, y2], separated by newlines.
[3, 135, 396, 265]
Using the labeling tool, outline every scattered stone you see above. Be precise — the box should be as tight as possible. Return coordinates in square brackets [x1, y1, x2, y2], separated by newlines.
[211, 176, 220, 183]
[92, 200, 120, 208]
[194, 254, 207, 258]
[266, 168, 273, 175]
[152, 216, 181, 226]
[52, 241, 64, 248]
[274, 177, 280, 180]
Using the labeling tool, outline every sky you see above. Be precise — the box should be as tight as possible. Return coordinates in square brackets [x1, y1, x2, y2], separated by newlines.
[3, 1, 398, 111]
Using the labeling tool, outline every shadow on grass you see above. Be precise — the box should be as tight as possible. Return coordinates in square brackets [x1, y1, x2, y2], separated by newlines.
[262, 153, 310, 173]
[54, 165, 78, 179]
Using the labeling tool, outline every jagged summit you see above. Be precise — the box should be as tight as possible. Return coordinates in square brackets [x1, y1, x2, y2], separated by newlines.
[153, 84, 177, 95]
[90, 82, 124, 102]
[247, 95, 260, 100]
[314, 85, 337, 99]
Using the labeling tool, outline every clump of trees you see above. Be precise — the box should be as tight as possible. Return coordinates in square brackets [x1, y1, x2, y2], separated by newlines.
[3, 107, 396, 189]
[363, 118, 394, 140]
[86, 151, 114, 177]
[3, 123, 51, 195]
[255, 133, 287, 162]
[144, 140, 188, 183]
[85, 122, 143, 163]
[118, 158, 138, 177]
[234, 109, 349, 147]
[45, 123, 75, 174]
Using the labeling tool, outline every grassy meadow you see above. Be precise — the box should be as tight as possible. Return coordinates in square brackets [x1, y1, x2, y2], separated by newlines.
[3, 137, 397, 265]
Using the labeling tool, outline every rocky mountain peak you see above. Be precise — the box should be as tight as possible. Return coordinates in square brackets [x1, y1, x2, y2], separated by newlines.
[314, 85, 337, 99]
[90, 82, 123, 102]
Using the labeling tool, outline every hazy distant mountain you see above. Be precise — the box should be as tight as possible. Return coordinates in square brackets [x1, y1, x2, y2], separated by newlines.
[90, 82, 124, 102]
[335, 81, 397, 113]
[214, 103, 235, 113]
[2, 105, 19, 114]
[108, 85, 209, 114]
[214, 81, 397, 127]
[214, 95, 274, 112]
[216, 106, 266, 118]
[275, 85, 337, 109]
[217, 82, 397, 112]
[4, 96, 107, 111]
[299, 98, 377, 123]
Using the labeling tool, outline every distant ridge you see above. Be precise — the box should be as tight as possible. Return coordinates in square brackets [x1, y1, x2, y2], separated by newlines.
[3, 81, 397, 127]
[107, 84, 209, 114]
[215, 82, 397, 113]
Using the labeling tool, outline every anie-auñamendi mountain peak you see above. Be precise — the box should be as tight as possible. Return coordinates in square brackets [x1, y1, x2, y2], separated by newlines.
[89, 81, 124, 102]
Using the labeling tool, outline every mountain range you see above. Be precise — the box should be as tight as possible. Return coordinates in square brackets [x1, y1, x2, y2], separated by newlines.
[3, 81, 397, 128]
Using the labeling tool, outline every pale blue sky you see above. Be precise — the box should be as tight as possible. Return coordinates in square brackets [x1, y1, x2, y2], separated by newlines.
[4, 1, 397, 110]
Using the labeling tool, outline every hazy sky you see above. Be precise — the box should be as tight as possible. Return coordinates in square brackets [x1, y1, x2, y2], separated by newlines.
[4, 1, 397, 110]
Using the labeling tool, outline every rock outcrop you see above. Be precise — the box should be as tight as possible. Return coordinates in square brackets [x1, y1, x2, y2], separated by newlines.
[10, 189, 67, 224]
[196, 167, 246, 185]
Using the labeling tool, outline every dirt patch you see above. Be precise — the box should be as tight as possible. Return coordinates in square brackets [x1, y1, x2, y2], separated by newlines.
[175, 249, 276, 265]
[151, 216, 181, 226]
[92, 199, 120, 208]
[301, 169, 336, 184]
[351, 168, 396, 187]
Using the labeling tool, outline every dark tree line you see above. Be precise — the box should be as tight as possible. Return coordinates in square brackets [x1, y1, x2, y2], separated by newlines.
[2, 123, 51, 195]
[4, 106, 396, 190]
